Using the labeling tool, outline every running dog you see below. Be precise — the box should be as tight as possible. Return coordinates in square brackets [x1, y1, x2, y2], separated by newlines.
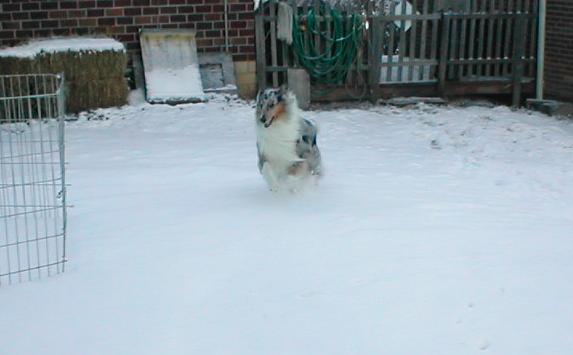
[255, 87, 322, 192]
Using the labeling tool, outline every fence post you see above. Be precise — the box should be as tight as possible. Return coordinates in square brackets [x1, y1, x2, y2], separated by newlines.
[438, 12, 451, 95]
[369, 17, 382, 102]
[255, 9, 266, 91]
[511, 14, 526, 107]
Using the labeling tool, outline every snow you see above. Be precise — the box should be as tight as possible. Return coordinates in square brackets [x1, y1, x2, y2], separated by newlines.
[140, 31, 206, 104]
[145, 65, 206, 104]
[1, 95, 573, 355]
[0, 37, 125, 58]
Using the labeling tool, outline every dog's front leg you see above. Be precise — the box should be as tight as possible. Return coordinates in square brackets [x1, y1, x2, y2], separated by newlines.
[261, 162, 280, 192]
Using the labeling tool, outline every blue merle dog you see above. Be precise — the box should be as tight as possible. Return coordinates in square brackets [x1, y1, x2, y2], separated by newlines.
[255, 87, 322, 191]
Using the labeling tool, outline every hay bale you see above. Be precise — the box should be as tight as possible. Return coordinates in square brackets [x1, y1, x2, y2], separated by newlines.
[0, 37, 129, 113]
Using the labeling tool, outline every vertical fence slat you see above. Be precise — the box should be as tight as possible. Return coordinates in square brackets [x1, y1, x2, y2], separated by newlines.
[485, 0, 496, 76]
[430, 12, 439, 80]
[503, 0, 514, 76]
[419, 0, 429, 81]
[398, 0, 408, 81]
[448, 18, 458, 79]
[370, 17, 383, 94]
[269, 0, 279, 87]
[458, 16, 467, 78]
[512, 14, 526, 106]
[467, 0, 477, 76]
[325, 1, 332, 84]
[477, 0, 487, 76]
[386, 5, 396, 81]
[528, 0, 538, 76]
[407, 0, 417, 81]
[438, 13, 450, 94]
[494, 0, 504, 76]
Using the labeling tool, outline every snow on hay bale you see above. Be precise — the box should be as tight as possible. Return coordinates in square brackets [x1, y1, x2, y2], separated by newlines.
[0, 37, 128, 113]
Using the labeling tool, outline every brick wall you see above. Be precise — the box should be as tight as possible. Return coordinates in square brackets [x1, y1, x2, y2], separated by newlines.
[0, 0, 255, 62]
[545, 0, 573, 102]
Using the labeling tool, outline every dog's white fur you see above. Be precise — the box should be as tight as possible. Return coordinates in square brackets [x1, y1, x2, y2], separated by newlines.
[256, 91, 311, 191]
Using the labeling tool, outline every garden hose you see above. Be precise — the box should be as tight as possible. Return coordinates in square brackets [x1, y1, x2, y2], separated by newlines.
[291, 1, 366, 93]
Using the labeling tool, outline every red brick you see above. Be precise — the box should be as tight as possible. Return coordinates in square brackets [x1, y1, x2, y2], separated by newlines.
[79, 18, 98, 26]
[134, 16, 152, 24]
[41, 20, 60, 28]
[97, 0, 114, 7]
[230, 4, 245, 11]
[545, 0, 573, 101]
[62, 19, 80, 27]
[2, 22, 21, 30]
[230, 20, 246, 29]
[41, 2, 60, 10]
[98, 17, 115, 26]
[79, 1, 97, 8]
[195, 5, 211, 12]
[205, 29, 221, 37]
[105, 8, 124, 16]
[48, 11, 67, 19]
[160, 7, 178, 14]
[143, 7, 159, 14]
[22, 3, 41, 11]
[178, 6, 195, 13]
[196, 22, 212, 29]
[125, 8, 142, 15]
[60, 1, 79, 9]
[68, 10, 86, 17]
[117, 17, 134, 25]
[53, 28, 72, 36]
[33, 29, 51, 37]
[22, 21, 41, 29]
[205, 13, 221, 20]
[0, 31, 15, 39]
[13, 12, 31, 20]
[87, 9, 104, 16]
[187, 14, 203, 21]
[30, 12, 49, 20]
[3, 4, 20, 12]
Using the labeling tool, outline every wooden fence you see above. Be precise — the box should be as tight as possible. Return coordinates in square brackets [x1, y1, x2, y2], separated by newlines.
[255, 0, 538, 105]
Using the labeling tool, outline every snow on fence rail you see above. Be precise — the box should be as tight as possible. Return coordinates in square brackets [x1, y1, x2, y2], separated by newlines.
[0, 74, 67, 286]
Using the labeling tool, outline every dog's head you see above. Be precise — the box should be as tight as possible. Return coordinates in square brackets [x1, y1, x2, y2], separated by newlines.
[255, 86, 294, 128]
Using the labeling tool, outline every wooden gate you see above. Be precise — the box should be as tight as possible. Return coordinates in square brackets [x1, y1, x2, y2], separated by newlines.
[255, 0, 538, 105]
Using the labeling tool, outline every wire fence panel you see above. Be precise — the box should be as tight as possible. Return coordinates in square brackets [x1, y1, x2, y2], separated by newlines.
[0, 74, 67, 286]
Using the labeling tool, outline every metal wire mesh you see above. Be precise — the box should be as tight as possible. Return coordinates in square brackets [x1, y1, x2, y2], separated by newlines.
[0, 74, 67, 286]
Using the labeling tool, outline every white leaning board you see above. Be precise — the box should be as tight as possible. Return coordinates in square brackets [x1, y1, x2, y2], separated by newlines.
[140, 29, 207, 104]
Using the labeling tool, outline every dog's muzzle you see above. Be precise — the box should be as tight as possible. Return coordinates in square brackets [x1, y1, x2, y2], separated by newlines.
[261, 115, 274, 128]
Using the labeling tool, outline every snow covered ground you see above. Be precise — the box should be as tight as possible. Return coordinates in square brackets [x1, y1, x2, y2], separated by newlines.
[1, 93, 573, 355]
